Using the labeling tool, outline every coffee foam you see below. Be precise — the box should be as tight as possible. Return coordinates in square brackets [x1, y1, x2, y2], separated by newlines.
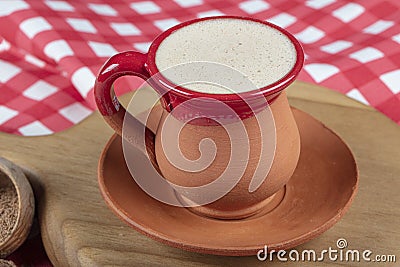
[155, 18, 297, 94]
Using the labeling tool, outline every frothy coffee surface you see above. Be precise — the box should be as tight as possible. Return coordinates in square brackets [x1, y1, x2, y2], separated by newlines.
[155, 18, 296, 94]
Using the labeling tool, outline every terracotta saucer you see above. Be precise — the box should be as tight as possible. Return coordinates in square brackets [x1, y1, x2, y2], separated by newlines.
[98, 108, 358, 256]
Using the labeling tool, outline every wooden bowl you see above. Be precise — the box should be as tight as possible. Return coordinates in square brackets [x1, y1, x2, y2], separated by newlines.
[0, 157, 35, 258]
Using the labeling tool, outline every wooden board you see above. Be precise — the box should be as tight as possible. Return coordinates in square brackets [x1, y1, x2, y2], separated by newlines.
[0, 81, 399, 266]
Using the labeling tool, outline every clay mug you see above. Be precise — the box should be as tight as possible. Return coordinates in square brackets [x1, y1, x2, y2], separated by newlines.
[94, 16, 304, 219]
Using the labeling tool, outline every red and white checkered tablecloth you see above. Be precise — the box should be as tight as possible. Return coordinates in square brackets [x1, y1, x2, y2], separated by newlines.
[0, 0, 400, 136]
[1, 1, 400, 265]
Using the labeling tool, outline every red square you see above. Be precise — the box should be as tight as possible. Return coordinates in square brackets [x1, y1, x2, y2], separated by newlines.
[343, 65, 377, 88]
[376, 94, 400, 122]
[359, 80, 394, 107]
[40, 113, 74, 132]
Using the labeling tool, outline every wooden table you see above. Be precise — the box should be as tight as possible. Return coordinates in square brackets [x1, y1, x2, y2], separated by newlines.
[1, 81, 399, 266]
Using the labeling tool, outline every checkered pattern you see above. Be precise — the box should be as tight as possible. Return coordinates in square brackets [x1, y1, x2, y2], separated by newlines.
[1, 0, 400, 136]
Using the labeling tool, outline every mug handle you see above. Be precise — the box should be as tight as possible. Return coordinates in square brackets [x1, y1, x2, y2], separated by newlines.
[94, 51, 155, 155]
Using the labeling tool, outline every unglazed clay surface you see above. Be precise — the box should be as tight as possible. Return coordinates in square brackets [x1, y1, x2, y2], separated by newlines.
[155, 92, 300, 219]
[98, 107, 358, 256]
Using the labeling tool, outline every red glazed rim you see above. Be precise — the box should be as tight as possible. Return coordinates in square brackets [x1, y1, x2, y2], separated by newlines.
[146, 16, 304, 102]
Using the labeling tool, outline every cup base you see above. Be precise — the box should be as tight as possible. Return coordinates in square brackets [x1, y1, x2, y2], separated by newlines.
[176, 187, 286, 220]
